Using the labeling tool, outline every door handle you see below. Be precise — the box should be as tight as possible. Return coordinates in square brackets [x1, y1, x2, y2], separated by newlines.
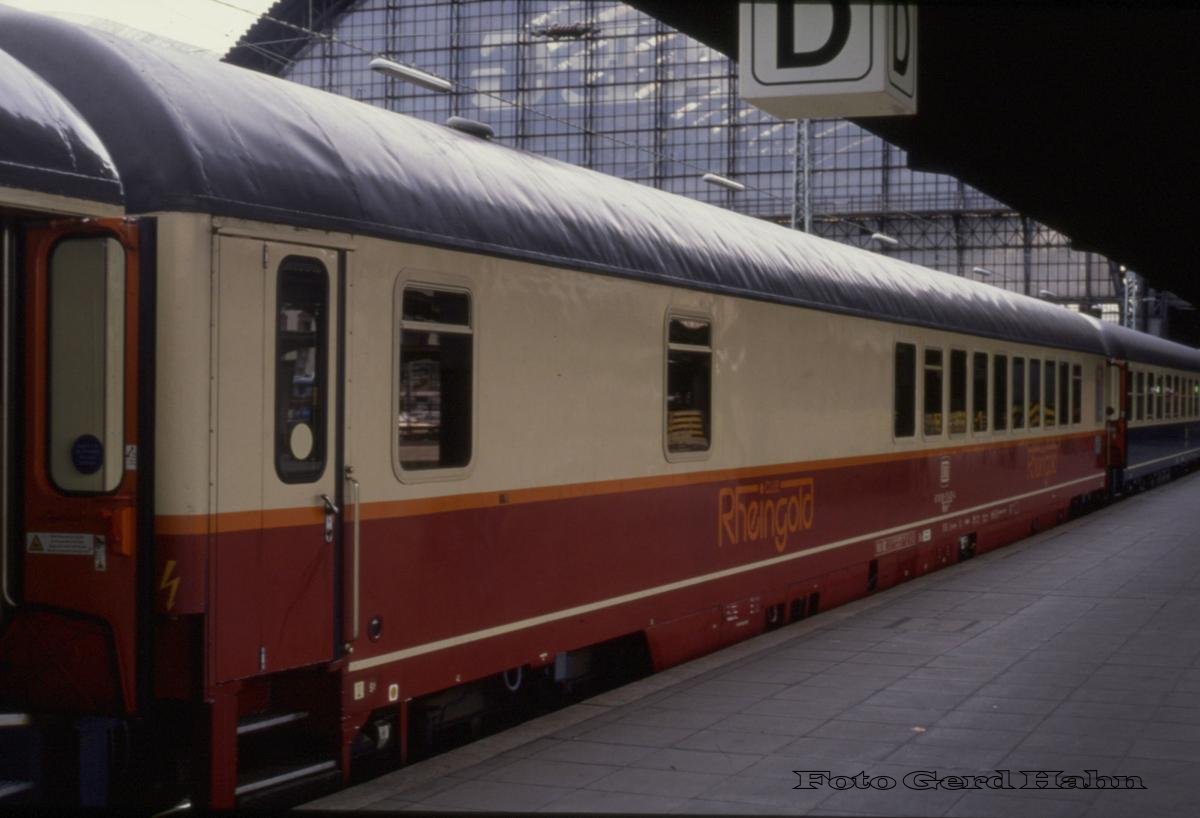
[320, 494, 338, 543]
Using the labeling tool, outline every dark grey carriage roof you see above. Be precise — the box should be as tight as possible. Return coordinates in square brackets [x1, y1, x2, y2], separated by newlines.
[1095, 320, 1200, 372]
[0, 7, 1192, 367]
[0, 45, 122, 205]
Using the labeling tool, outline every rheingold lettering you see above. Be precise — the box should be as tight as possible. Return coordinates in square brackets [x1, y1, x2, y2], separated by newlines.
[719, 477, 814, 552]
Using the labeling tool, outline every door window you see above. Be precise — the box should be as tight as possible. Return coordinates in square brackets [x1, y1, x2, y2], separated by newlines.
[275, 257, 329, 483]
[48, 236, 125, 493]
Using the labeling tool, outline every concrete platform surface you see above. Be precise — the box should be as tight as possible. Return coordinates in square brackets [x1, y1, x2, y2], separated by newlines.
[303, 473, 1200, 816]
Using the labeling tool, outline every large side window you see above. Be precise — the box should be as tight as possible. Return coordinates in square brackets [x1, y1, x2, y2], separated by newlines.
[1029, 359, 1042, 429]
[1156, 373, 1163, 420]
[1058, 361, 1070, 427]
[397, 285, 473, 472]
[1135, 371, 1145, 421]
[894, 343, 916, 438]
[924, 348, 944, 436]
[1072, 364, 1083, 424]
[972, 352, 988, 432]
[949, 349, 967, 435]
[1044, 360, 1056, 428]
[993, 354, 1008, 432]
[1012, 357, 1026, 430]
[275, 257, 328, 484]
[48, 236, 126, 493]
[666, 315, 712, 455]
[1123, 369, 1133, 422]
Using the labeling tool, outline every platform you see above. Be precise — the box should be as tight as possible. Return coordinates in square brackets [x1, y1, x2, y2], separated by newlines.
[303, 472, 1200, 816]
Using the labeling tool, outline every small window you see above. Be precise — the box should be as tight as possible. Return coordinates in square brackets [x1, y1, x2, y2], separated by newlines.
[1136, 371, 1145, 421]
[1058, 361, 1070, 428]
[949, 349, 967, 435]
[924, 348, 944, 436]
[993, 354, 1008, 432]
[1123, 369, 1133, 422]
[972, 352, 988, 432]
[397, 285, 473, 472]
[48, 236, 126, 493]
[1012, 357, 1026, 430]
[1072, 364, 1083, 424]
[666, 315, 711, 454]
[894, 343, 916, 438]
[275, 258, 329, 484]
[1029, 360, 1042, 429]
[1044, 360, 1056, 428]
[1175, 375, 1182, 418]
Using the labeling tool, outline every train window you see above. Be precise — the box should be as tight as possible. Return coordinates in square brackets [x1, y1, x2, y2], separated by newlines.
[972, 352, 988, 432]
[1123, 368, 1133, 422]
[924, 348, 944, 436]
[1175, 375, 1182, 418]
[1072, 364, 1083, 424]
[992, 355, 1008, 432]
[1058, 362, 1070, 428]
[397, 285, 473, 472]
[666, 315, 712, 454]
[1044, 360, 1056, 428]
[949, 349, 967, 435]
[1011, 357, 1025, 430]
[1136, 371, 1145, 421]
[1156, 374, 1164, 420]
[1029, 360, 1042, 429]
[48, 236, 126, 493]
[275, 258, 329, 484]
[894, 343, 916, 438]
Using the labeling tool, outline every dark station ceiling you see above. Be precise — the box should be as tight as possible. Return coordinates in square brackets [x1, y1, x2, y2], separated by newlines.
[628, 2, 1200, 307]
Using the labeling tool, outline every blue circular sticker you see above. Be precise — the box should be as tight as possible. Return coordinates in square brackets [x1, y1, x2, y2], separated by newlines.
[71, 434, 104, 475]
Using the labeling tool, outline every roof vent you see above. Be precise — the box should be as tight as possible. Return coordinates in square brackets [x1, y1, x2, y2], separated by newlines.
[445, 116, 494, 140]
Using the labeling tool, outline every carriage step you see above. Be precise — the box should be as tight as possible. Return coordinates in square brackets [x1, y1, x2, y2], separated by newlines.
[235, 758, 337, 799]
[0, 779, 34, 801]
[236, 710, 308, 736]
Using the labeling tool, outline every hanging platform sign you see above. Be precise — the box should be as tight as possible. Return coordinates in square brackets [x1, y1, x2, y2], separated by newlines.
[739, 1, 917, 118]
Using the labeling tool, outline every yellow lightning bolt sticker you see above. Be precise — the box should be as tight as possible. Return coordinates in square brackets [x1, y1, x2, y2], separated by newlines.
[160, 559, 181, 612]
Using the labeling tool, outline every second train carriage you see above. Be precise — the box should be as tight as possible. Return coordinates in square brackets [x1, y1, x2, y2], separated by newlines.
[2, 7, 1200, 808]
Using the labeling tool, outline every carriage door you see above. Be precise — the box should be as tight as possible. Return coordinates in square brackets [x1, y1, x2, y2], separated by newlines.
[213, 236, 342, 680]
[17, 220, 140, 713]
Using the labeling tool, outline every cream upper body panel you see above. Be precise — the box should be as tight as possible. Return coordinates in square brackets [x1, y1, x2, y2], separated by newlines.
[152, 217, 1110, 517]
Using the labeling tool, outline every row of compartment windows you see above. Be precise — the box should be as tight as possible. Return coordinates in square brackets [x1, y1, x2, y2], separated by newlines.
[1124, 370, 1200, 423]
[273, 263, 1199, 486]
[274, 270, 715, 483]
[892, 344, 1087, 440]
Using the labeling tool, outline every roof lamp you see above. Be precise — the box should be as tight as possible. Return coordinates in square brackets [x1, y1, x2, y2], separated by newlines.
[369, 57, 453, 93]
[701, 172, 746, 192]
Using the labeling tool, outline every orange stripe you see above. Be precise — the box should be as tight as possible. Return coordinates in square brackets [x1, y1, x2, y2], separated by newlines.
[154, 429, 1100, 536]
[156, 505, 324, 536]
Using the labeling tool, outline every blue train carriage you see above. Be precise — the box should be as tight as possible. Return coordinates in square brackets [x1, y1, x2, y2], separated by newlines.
[1096, 320, 1200, 489]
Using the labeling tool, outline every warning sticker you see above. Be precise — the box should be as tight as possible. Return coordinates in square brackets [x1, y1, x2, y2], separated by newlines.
[26, 532, 95, 555]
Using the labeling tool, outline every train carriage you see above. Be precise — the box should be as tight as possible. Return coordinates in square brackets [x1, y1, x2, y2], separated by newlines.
[1, 7, 1199, 809]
